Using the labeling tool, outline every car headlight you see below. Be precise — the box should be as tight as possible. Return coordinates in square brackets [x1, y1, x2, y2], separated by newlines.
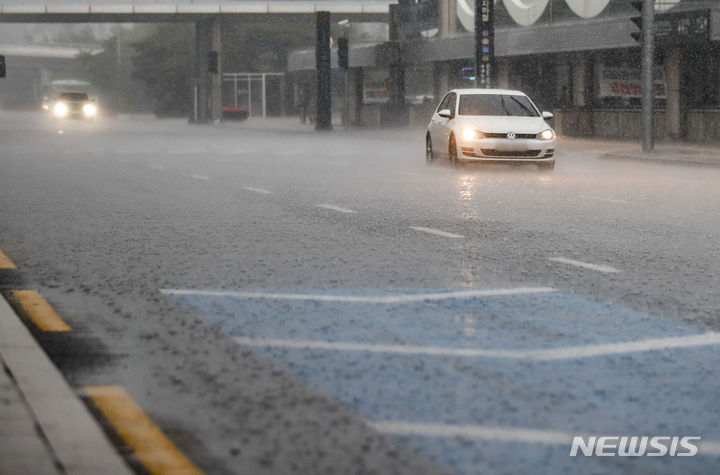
[53, 103, 68, 117]
[83, 104, 97, 117]
[538, 129, 555, 140]
[462, 128, 484, 141]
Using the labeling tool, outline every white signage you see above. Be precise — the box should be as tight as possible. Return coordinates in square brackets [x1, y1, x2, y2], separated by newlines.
[597, 66, 666, 99]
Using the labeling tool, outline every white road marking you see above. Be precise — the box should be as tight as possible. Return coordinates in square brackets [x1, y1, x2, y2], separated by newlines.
[147, 164, 164, 170]
[189, 174, 210, 181]
[317, 204, 356, 214]
[397, 171, 419, 177]
[548, 257, 621, 273]
[232, 332, 720, 361]
[580, 195, 629, 204]
[161, 287, 555, 303]
[410, 226, 464, 239]
[327, 161, 349, 167]
[369, 421, 570, 445]
[243, 186, 273, 195]
[367, 421, 720, 455]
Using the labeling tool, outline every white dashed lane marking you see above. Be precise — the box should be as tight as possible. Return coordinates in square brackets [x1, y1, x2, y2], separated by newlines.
[160, 287, 556, 303]
[410, 226, 464, 239]
[548, 257, 621, 273]
[189, 174, 210, 181]
[367, 421, 720, 455]
[580, 195, 629, 204]
[317, 204, 356, 214]
[243, 186, 273, 194]
[232, 332, 720, 361]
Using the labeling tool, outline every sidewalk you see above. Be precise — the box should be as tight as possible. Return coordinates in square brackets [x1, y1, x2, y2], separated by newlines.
[561, 136, 720, 166]
[0, 294, 131, 475]
[0, 355, 59, 475]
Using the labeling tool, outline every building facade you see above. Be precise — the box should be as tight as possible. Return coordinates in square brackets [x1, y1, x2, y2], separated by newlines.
[288, 0, 720, 141]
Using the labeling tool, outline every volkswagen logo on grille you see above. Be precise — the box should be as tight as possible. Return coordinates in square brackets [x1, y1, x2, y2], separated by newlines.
[506, 132, 516, 140]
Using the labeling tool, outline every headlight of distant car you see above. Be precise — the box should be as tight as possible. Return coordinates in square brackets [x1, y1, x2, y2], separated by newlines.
[462, 128, 484, 141]
[53, 103, 68, 118]
[83, 104, 97, 117]
[537, 129, 555, 140]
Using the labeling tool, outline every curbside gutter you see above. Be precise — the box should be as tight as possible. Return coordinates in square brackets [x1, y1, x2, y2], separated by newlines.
[0, 294, 131, 475]
[601, 149, 720, 167]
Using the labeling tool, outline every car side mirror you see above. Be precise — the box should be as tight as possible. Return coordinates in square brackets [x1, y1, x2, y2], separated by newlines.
[438, 109, 452, 119]
[542, 111, 554, 120]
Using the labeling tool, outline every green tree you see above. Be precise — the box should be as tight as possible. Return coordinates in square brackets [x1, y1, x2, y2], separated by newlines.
[131, 24, 191, 117]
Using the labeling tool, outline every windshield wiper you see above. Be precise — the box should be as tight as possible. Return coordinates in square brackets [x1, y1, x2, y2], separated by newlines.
[500, 96, 512, 116]
[508, 96, 535, 117]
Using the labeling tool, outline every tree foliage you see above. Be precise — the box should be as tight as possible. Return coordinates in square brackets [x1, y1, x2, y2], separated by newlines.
[131, 24, 191, 117]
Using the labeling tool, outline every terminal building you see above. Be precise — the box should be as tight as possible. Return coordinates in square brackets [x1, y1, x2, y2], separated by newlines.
[287, 0, 720, 141]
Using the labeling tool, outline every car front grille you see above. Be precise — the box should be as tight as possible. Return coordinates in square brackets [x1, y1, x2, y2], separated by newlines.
[480, 149, 542, 158]
[484, 133, 537, 139]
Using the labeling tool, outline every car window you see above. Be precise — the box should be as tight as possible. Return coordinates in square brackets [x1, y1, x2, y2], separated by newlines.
[436, 93, 452, 113]
[458, 94, 539, 117]
[58, 92, 89, 101]
[447, 93, 457, 115]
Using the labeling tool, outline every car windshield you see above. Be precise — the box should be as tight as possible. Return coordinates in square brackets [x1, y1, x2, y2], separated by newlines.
[58, 92, 89, 101]
[458, 94, 539, 117]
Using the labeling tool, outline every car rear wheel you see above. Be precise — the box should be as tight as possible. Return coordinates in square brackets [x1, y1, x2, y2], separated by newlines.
[426, 135, 434, 164]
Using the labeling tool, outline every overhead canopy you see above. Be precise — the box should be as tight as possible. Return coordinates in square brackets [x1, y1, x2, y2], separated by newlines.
[0, 1, 394, 22]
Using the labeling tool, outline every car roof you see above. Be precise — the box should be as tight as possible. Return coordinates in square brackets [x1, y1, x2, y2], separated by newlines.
[449, 88, 527, 96]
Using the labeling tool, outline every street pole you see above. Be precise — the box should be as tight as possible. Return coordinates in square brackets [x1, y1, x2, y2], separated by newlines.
[344, 34, 350, 130]
[641, 0, 655, 152]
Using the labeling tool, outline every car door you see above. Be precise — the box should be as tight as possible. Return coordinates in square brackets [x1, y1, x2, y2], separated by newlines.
[429, 93, 452, 156]
[436, 92, 456, 156]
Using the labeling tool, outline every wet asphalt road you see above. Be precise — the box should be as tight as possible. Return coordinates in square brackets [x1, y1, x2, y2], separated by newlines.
[1, 112, 719, 475]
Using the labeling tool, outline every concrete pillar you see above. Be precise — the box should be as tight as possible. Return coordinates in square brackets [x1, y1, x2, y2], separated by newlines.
[497, 58, 510, 89]
[666, 48, 682, 139]
[572, 57, 586, 107]
[315, 11, 332, 131]
[194, 17, 222, 123]
[386, 4, 407, 126]
[348, 68, 364, 126]
[439, 0, 457, 38]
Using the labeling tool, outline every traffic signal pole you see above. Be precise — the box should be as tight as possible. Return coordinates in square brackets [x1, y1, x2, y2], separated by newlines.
[641, 0, 655, 152]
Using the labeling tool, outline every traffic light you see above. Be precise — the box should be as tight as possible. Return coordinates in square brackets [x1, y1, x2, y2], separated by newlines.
[208, 51, 218, 74]
[337, 37, 349, 70]
[0, 55, 5, 78]
[629, 0, 644, 43]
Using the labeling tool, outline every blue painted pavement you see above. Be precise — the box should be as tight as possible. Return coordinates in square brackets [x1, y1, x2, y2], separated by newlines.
[170, 288, 720, 474]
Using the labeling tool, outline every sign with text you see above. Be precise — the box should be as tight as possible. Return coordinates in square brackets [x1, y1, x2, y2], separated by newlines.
[597, 66, 666, 99]
[363, 80, 390, 104]
[656, 10, 710, 44]
[474, 0, 494, 88]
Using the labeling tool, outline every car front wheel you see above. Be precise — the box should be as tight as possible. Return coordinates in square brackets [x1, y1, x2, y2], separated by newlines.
[448, 135, 459, 168]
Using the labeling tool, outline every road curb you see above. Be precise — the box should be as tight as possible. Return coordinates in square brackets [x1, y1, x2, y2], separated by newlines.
[601, 151, 720, 167]
[0, 294, 132, 475]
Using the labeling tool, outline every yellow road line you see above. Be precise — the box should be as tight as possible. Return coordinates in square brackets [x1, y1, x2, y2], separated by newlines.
[12, 290, 71, 332]
[0, 249, 16, 269]
[85, 386, 204, 475]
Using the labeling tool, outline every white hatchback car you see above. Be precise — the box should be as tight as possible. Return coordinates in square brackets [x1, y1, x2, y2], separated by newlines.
[426, 89, 556, 170]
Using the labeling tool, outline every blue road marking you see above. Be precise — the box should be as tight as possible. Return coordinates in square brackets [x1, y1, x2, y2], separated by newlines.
[170, 288, 720, 474]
